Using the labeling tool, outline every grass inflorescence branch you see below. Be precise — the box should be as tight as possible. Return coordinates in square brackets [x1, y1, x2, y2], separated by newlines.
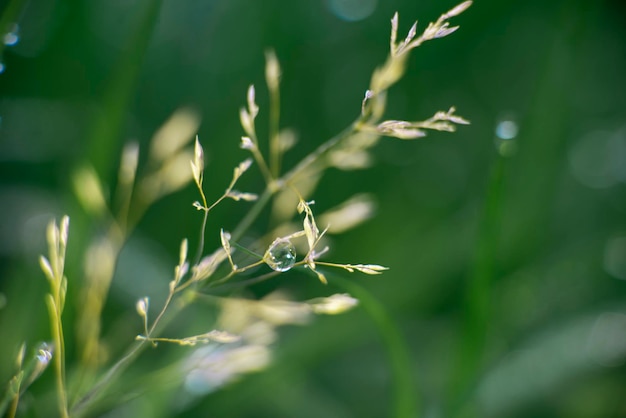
[26, 3, 472, 417]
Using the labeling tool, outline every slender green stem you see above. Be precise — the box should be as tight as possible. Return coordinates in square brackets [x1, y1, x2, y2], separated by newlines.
[6, 377, 20, 418]
[114, 147, 140, 236]
[7, 395, 18, 418]
[72, 0, 163, 399]
[326, 273, 418, 418]
[58, 321, 68, 418]
[230, 241, 264, 260]
[71, 342, 145, 417]
[47, 301, 69, 418]
[449, 155, 505, 413]
[72, 269, 192, 416]
[231, 187, 273, 242]
[206, 270, 281, 292]
[282, 121, 360, 184]
[251, 142, 275, 185]
[194, 208, 209, 266]
[71, 290, 193, 417]
[86, 0, 164, 178]
[135, 336, 185, 344]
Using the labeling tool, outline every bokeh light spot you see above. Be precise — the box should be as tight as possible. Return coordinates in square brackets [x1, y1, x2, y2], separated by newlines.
[494, 118, 519, 156]
[587, 312, 626, 367]
[569, 128, 626, 189]
[495, 120, 518, 140]
[327, 0, 377, 22]
[3, 24, 20, 46]
[604, 236, 626, 281]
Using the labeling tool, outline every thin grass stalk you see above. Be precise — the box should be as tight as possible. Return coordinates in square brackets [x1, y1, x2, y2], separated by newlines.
[71, 292, 194, 417]
[46, 298, 69, 418]
[330, 274, 418, 418]
[449, 155, 505, 413]
[85, 0, 164, 178]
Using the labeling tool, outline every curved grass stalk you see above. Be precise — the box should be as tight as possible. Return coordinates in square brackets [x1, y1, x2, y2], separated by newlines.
[320, 272, 418, 418]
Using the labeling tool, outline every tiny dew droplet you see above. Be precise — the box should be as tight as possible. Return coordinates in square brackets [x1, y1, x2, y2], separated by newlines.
[36, 342, 53, 365]
[264, 238, 296, 272]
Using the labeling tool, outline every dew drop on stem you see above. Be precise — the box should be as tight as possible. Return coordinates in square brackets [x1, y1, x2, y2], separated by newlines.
[36, 342, 53, 365]
[264, 238, 296, 272]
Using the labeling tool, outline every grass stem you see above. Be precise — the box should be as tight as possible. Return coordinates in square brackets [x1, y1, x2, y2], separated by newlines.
[329, 273, 418, 418]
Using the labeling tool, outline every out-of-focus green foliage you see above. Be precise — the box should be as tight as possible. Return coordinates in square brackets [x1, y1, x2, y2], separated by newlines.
[1, 0, 625, 417]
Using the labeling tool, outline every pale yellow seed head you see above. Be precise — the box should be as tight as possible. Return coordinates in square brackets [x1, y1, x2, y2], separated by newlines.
[149, 107, 200, 163]
[72, 166, 107, 216]
[310, 294, 359, 315]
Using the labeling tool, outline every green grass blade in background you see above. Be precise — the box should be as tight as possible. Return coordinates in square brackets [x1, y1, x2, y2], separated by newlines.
[449, 153, 506, 415]
[85, 0, 164, 179]
[332, 274, 418, 418]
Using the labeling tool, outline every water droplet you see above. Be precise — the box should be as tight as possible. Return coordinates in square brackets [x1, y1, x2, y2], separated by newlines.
[36, 342, 53, 365]
[327, 0, 378, 22]
[264, 238, 296, 272]
[3, 24, 19, 46]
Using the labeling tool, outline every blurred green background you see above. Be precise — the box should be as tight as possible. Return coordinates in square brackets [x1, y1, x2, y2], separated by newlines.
[1, 0, 626, 417]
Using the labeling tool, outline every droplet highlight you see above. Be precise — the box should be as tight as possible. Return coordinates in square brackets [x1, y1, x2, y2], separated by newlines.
[264, 238, 296, 272]
[3, 24, 20, 46]
[494, 118, 519, 156]
[36, 342, 53, 365]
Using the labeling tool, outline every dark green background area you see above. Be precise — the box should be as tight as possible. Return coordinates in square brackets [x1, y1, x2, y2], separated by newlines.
[1, 0, 626, 417]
